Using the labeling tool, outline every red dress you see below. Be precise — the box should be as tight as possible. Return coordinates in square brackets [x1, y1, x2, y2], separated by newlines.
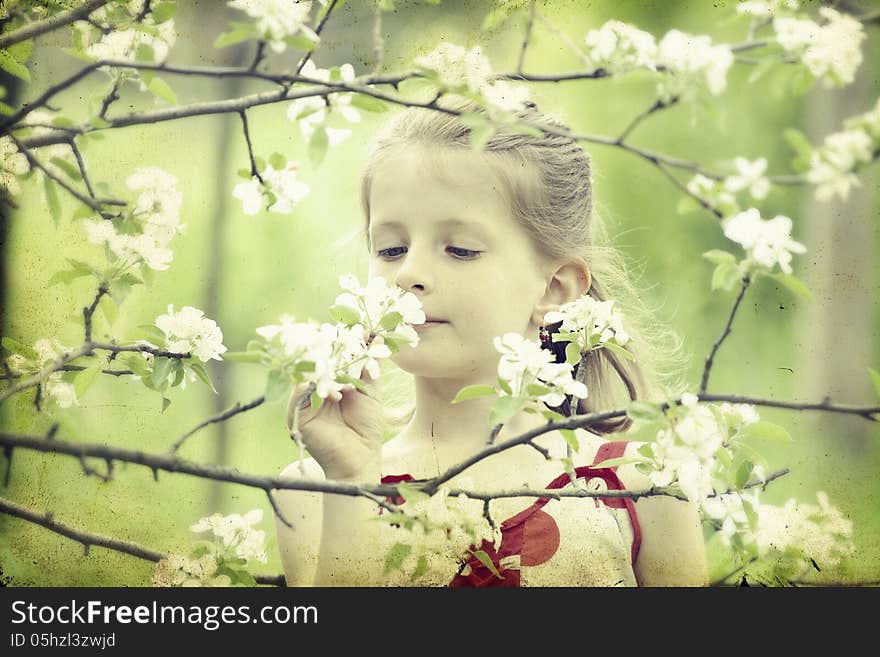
[381, 440, 643, 587]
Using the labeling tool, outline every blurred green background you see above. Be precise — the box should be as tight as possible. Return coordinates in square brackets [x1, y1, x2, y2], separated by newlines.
[1, 0, 878, 586]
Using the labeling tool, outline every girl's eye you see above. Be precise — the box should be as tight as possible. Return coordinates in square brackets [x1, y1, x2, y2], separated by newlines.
[447, 246, 481, 259]
[376, 246, 406, 259]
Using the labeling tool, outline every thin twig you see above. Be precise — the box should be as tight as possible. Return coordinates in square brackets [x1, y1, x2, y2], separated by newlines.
[250, 41, 267, 71]
[294, 0, 340, 76]
[617, 97, 678, 144]
[0, 496, 286, 586]
[83, 285, 108, 344]
[238, 111, 262, 181]
[701, 277, 752, 394]
[515, 0, 537, 75]
[68, 139, 95, 198]
[0, 0, 110, 49]
[168, 396, 266, 454]
[98, 78, 122, 120]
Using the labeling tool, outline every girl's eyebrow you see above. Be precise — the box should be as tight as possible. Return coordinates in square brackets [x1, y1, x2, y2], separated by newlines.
[371, 218, 491, 239]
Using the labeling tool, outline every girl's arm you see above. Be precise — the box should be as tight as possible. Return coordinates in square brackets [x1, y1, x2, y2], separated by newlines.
[616, 445, 710, 587]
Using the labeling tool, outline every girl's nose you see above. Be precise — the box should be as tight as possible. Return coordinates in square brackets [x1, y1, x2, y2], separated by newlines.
[394, 249, 432, 293]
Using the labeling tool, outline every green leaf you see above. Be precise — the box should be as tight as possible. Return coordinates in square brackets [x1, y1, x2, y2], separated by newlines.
[128, 324, 167, 347]
[452, 384, 497, 404]
[149, 357, 174, 389]
[602, 341, 635, 362]
[120, 353, 151, 377]
[308, 125, 329, 166]
[496, 376, 512, 396]
[869, 367, 880, 401]
[470, 549, 504, 580]
[265, 369, 292, 403]
[350, 94, 388, 113]
[189, 362, 217, 394]
[469, 121, 496, 151]
[769, 272, 812, 303]
[783, 130, 813, 160]
[703, 249, 736, 265]
[676, 195, 702, 215]
[43, 177, 62, 227]
[384, 542, 411, 574]
[49, 156, 82, 181]
[482, 4, 516, 32]
[379, 311, 403, 330]
[396, 482, 429, 506]
[171, 363, 185, 387]
[8, 39, 33, 65]
[488, 395, 522, 428]
[161, 396, 171, 413]
[526, 382, 554, 397]
[712, 261, 742, 292]
[2, 337, 38, 360]
[269, 152, 286, 170]
[0, 48, 31, 81]
[559, 428, 579, 452]
[741, 420, 793, 443]
[377, 0, 395, 11]
[789, 67, 815, 96]
[100, 294, 118, 325]
[410, 555, 429, 582]
[73, 363, 102, 398]
[310, 391, 323, 412]
[0, 100, 14, 116]
[328, 303, 361, 326]
[148, 77, 178, 104]
[626, 400, 664, 422]
[564, 342, 582, 366]
[151, 2, 179, 23]
[213, 27, 257, 49]
[108, 278, 133, 305]
[735, 459, 754, 489]
[221, 350, 262, 363]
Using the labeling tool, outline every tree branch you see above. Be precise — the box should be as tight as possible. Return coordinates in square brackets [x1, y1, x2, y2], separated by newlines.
[295, 0, 340, 76]
[0, 495, 285, 586]
[701, 277, 752, 394]
[515, 0, 537, 75]
[168, 395, 266, 454]
[0, 0, 111, 49]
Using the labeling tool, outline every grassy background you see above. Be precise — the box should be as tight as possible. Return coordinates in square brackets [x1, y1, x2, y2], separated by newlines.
[1, 0, 878, 586]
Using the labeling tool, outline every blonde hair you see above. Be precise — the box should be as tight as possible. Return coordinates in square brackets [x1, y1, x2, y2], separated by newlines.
[360, 99, 688, 435]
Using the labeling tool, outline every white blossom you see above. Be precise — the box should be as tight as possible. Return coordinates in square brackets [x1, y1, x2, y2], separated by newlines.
[774, 8, 865, 88]
[414, 43, 493, 93]
[583, 20, 658, 74]
[227, 0, 314, 54]
[1, 136, 29, 196]
[806, 128, 874, 202]
[493, 332, 588, 407]
[287, 61, 361, 145]
[656, 30, 733, 101]
[152, 553, 232, 587]
[721, 208, 806, 274]
[543, 295, 630, 353]
[480, 80, 531, 113]
[44, 379, 78, 408]
[190, 509, 268, 564]
[233, 162, 310, 216]
[686, 173, 737, 212]
[702, 490, 759, 547]
[334, 274, 425, 342]
[736, 0, 799, 17]
[724, 157, 771, 200]
[155, 305, 227, 361]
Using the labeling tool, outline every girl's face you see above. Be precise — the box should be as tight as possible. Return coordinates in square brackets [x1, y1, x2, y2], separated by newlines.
[367, 145, 551, 381]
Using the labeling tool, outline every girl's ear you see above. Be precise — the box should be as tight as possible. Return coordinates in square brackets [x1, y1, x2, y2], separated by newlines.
[531, 258, 591, 326]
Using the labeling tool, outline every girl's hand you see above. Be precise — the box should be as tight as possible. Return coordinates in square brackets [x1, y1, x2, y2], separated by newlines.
[286, 337, 385, 481]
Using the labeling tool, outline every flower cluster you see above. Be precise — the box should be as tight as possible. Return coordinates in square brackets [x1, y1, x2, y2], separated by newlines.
[774, 7, 865, 88]
[805, 99, 878, 202]
[227, 0, 317, 54]
[414, 42, 531, 115]
[152, 509, 268, 587]
[686, 174, 738, 215]
[735, 0, 800, 18]
[0, 136, 29, 197]
[723, 157, 771, 201]
[83, 167, 184, 271]
[543, 295, 630, 355]
[379, 482, 497, 584]
[493, 333, 588, 408]
[155, 305, 227, 362]
[287, 61, 362, 147]
[4, 338, 78, 408]
[233, 160, 310, 216]
[80, 1, 177, 72]
[583, 21, 658, 75]
[721, 208, 806, 275]
[704, 489, 854, 581]
[656, 30, 733, 102]
[245, 275, 422, 401]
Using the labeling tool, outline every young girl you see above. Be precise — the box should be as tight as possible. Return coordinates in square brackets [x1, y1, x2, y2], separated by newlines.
[273, 100, 708, 587]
